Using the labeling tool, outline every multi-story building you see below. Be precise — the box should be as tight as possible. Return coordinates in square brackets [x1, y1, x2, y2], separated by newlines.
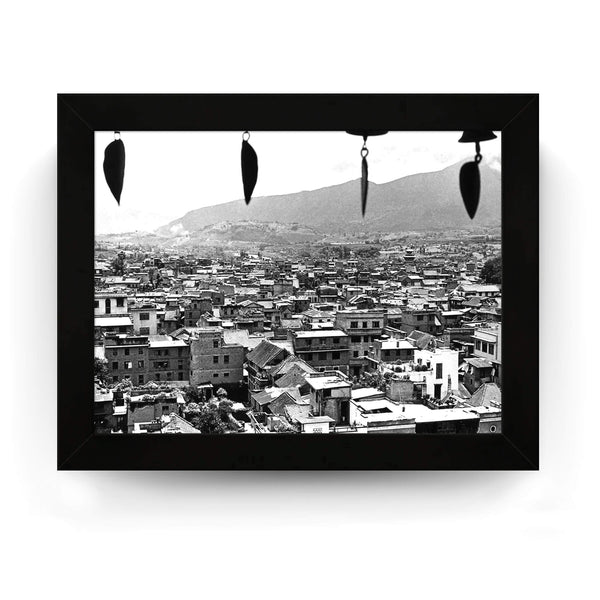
[399, 304, 443, 336]
[334, 309, 387, 378]
[473, 324, 502, 384]
[372, 338, 415, 364]
[183, 297, 213, 327]
[291, 330, 350, 375]
[130, 302, 158, 335]
[306, 371, 352, 426]
[189, 327, 245, 387]
[104, 334, 190, 385]
[246, 339, 290, 395]
[94, 292, 129, 316]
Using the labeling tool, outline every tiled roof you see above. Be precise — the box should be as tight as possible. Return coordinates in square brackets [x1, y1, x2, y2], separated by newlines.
[270, 355, 316, 378]
[275, 366, 314, 389]
[465, 357, 494, 369]
[284, 403, 312, 423]
[468, 383, 501, 408]
[246, 339, 288, 369]
[161, 414, 201, 434]
[406, 330, 434, 349]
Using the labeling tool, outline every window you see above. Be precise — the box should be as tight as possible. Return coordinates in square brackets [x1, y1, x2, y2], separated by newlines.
[319, 338, 325, 345]
[178, 347, 183, 356]
[124, 361, 132, 370]
[351, 336, 360, 343]
[155, 373, 161, 381]
[305, 338, 312, 346]
[139, 327, 150, 335]
[417, 315, 424, 321]
[138, 375, 144, 384]
[332, 352, 340, 359]
[475, 340, 482, 350]
[353, 351, 359, 357]
[333, 337, 339, 344]
[372, 321, 380, 328]
[224, 372, 229, 377]
[124, 348, 130, 356]
[436, 363, 443, 379]
[213, 373, 219, 378]
[364, 350, 368, 356]
[153, 361, 168, 369]
[105, 299, 111, 314]
[213, 339, 219, 348]
[363, 336, 369, 342]
[112, 350, 117, 357]
[213, 356, 219, 364]
[350, 321, 358, 328]
[140, 312, 150, 321]
[482, 342, 488, 353]
[138, 348, 143, 354]
[488, 343, 495, 354]
[112, 376, 118, 383]
[138, 360, 144, 368]
[112, 361, 118, 370]
[167, 372, 172, 380]
[306, 353, 313, 361]
[362, 321, 368, 328]
[116, 298, 124, 307]
[94, 300, 99, 308]
[178, 372, 184, 380]
[384, 350, 390, 358]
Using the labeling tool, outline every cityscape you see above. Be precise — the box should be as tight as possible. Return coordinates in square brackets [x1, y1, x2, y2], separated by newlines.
[94, 132, 502, 435]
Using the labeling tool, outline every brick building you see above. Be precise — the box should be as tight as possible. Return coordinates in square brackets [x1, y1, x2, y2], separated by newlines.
[104, 334, 190, 385]
[291, 330, 350, 375]
[189, 328, 245, 387]
[334, 309, 387, 378]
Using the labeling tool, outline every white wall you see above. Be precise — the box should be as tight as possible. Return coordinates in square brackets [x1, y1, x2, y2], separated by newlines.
[2, 3, 599, 600]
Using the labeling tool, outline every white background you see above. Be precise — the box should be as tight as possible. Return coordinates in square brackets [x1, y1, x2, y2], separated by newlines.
[2, 2, 598, 599]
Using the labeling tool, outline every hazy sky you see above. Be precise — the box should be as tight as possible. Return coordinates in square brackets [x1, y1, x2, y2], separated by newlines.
[95, 131, 501, 234]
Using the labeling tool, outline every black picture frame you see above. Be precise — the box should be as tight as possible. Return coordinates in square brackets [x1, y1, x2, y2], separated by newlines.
[58, 93, 538, 470]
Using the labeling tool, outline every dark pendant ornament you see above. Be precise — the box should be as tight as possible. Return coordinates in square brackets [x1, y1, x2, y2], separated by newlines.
[458, 130, 496, 219]
[459, 159, 481, 219]
[103, 131, 125, 205]
[241, 131, 258, 205]
[361, 145, 369, 217]
[346, 130, 388, 217]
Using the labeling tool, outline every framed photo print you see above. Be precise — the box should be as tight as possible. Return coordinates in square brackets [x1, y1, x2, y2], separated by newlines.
[58, 93, 538, 469]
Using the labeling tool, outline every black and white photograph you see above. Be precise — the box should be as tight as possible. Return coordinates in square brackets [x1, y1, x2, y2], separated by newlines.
[94, 130, 502, 435]
[7, 2, 599, 599]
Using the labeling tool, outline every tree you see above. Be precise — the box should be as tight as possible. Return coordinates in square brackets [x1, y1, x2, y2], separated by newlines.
[480, 256, 502, 284]
[183, 385, 205, 404]
[94, 357, 108, 384]
[189, 403, 227, 434]
[111, 252, 126, 276]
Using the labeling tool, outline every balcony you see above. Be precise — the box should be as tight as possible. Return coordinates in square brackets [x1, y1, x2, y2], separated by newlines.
[297, 345, 349, 352]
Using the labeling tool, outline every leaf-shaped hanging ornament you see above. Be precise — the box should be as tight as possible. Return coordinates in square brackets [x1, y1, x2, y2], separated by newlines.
[103, 138, 125, 205]
[459, 160, 481, 219]
[241, 136, 258, 205]
[361, 154, 369, 217]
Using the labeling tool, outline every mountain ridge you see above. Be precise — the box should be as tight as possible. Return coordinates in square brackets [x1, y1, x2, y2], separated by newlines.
[156, 160, 501, 236]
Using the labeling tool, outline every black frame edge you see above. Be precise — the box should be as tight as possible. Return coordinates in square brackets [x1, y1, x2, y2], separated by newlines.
[57, 94, 539, 470]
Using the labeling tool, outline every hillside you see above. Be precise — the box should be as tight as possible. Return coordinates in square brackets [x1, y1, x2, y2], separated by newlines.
[156, 161, 501, 237]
